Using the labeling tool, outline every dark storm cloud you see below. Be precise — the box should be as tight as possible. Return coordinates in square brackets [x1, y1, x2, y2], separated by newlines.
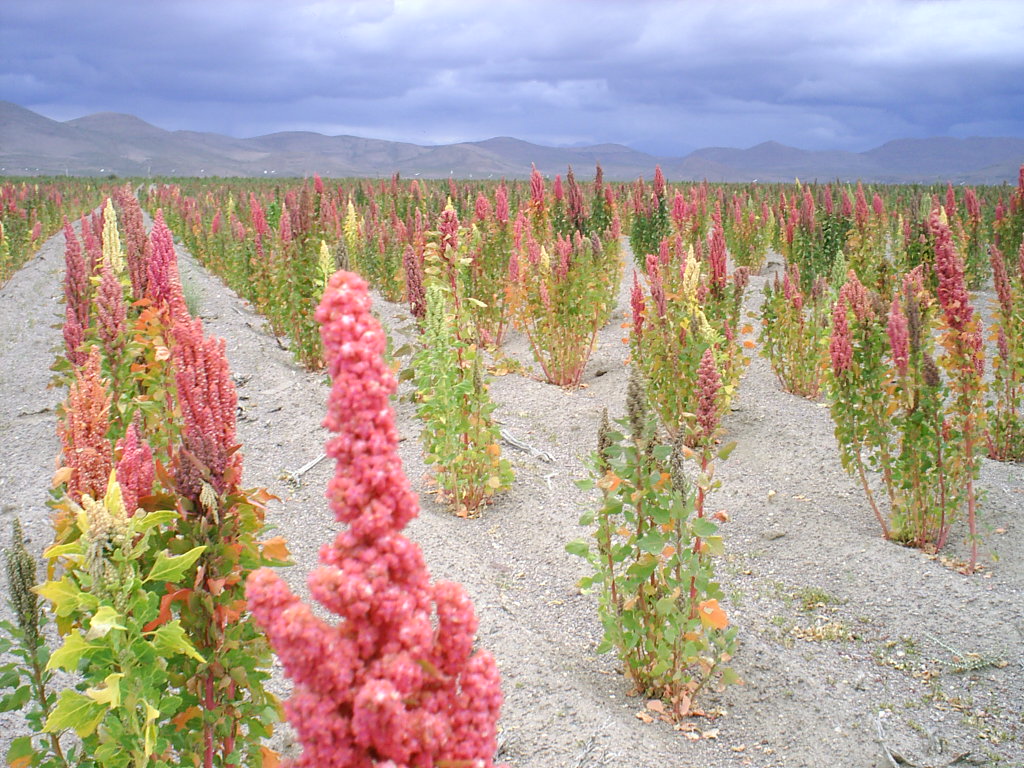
[2, 0, 1022, 154]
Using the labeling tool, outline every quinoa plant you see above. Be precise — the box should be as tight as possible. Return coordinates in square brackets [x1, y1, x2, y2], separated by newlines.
[759, 264, 830, 399]
[510, 228, 622, 388]
[569, 366, 738, 719]
[413, 284, 512, 516]
[986, 243, 1024, 461]
[246, 270, 507, 767]
[2, 520, 69, 768]
[629, 233, 749, 441]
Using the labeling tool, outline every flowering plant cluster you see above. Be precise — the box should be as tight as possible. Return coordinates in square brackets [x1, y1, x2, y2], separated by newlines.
[509, 167, 623, 387]
[826, 212, 987, 565]
[723, 188, 772, 272]
[987, 242, 1024, 460]
[0, 180, 110, 286]
[3, 198, 283, 767]
[247, 269, 506, 767]
[629, 221, 749, 441]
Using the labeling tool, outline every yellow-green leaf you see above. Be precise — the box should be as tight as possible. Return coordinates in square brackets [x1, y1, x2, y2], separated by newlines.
[143, 700, 160, 756]
[85, 673, 123, 708]
[43, 690, 106, 738]
[145, 545, 207, 584]
[33, 577, 79, 616]
[46, 632, 95, 672]
[86, 606, 126, 640]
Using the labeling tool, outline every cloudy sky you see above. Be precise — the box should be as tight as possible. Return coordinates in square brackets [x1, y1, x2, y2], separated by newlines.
[3, 0, 1023, 156]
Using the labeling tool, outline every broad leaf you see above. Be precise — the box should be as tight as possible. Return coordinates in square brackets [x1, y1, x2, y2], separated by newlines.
[46, 632, 95, 672]
[145, 545, 207, 584]
[150, 620, 205, 663]
[44, 689, 106, 738]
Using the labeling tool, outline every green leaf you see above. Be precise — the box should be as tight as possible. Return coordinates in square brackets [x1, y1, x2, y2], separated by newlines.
[5, 736, 33, 766]
[636, 531, 667, 554]
[132, 509, 179, 533]
[145, 545, 207, 584]
[43, 689, 106, 738]
[565, 539, 591, 558]
[86, 605, 126, 640]
[691, 517, 718, 538]
[716, 441, 737, 461]
[0, 685, 31, 713]
[149, 620, 206, 663]
[46, 632, 96, 672]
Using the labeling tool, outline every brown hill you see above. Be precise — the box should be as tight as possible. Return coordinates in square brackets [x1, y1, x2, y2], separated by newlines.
[2, 101, 1022, 183]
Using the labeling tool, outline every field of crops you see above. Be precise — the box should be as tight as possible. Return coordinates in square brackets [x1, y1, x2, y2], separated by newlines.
[1, 167, 1021, 767]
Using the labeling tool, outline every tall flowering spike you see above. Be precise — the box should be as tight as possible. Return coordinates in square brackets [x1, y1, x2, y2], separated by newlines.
[101, 199, 125, 276]
[653, 165, 666, 200]
[932, 208, 973, 332]
[474, 192, 492, 223]
[566, 165, 586, 231]
[645, 254, 666, 318]
[145, 210, 189, 321]
[838, 270, 873, 324]
[707, 217, 728, 293]
[965, 188, 980, 221]
[171, 315, 240, 502]
[114, 185, 148, 299]
[872, 193, 885, 219]
[529, 164, 545, 212]
[81, 214, 102, 274]
[246, 271, 505, 768]
[854, 182, 869, 229]
[888, 296, 910, 377]
[95, 260, 127, 364]
[62, 304, 87, 367]
[403, 244, 426, 321]
[552, 174, 564, 202]
[695, 347, 721, 444]
[829, 297, 853, 376]
[495, 182, 509, 226]
[58, 347, 113, 503]
[115, 421, 154, 517]
[630, 270, 646, 338]
[63, 217, 90, 328]
[989, 246, 1013, 317]
[438, 203, 459, 255]
[945, 182, 957, 218]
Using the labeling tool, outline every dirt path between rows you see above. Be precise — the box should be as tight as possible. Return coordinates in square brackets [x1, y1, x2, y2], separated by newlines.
[1, 221, 1021, 767]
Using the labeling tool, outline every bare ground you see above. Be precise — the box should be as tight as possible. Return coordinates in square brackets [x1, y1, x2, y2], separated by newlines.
[1, 222, 1021, 768]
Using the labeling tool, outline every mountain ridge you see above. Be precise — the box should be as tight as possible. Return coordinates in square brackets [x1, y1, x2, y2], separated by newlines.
[2, 101, 1022, 184]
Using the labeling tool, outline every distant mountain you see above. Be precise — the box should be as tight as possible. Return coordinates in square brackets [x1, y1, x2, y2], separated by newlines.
[2, 101, 1022, 184]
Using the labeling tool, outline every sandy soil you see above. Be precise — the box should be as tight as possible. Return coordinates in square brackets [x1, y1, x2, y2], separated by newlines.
[1, 220, 1021, 768]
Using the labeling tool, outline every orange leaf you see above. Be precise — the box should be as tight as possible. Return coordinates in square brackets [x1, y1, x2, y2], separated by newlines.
[10, 757, 32, 768]
[51, 466, 73, 488]
[143, 587, 192, 632]
[661, 544, 677, 559]
[698, 598, 728, 630]
[486, 443, 502, 457]
[260, 747, 281, 768]
[172, 705, 202, 732]
[261, 536, 290, 562]
[741, 323, 754, 335]
[597, 471, 622, 492]
[743, 339, 756, 349]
